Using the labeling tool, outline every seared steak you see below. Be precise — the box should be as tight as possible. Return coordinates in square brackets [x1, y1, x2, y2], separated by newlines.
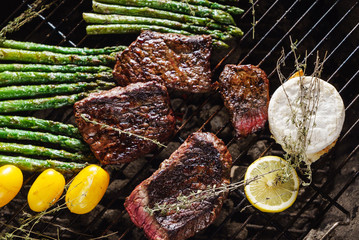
[113, 31, 213, 93]
[74, 81, 175, 164]
[125, 132, 232, 240]
[219, 64, 269, 137]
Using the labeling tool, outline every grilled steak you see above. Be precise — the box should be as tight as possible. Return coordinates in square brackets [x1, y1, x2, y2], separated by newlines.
[74, 81, 175, 164]
[113, 31, 213, 93]
[219, 64, 269, 137]
[125, 132, 232, 240]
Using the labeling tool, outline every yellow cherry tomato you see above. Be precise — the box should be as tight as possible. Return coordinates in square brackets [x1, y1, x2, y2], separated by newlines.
[65, 165, 109, 214]
[27, 169, 65, 212]
[0, 165, 23, 207]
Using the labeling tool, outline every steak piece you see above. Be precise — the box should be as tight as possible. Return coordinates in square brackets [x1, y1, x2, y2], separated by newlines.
[74, 81, 175, 164]
[113, 30, 213, 93]
[219, 64, 269, 137]
[125, 132, 232, 240]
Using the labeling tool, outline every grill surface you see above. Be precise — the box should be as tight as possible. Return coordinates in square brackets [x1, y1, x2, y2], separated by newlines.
[0, 0, 358, 239]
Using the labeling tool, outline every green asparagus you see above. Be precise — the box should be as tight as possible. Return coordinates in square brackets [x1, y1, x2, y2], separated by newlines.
[0, 115, 81, 139]
[83, 13, 233, 41]
[0, 71, 113, 86]
[0, 154, 87, 172]
[224, 25, 244, 37]
[0, 81, 115, 100]
[95, 0, 235, 24]
[173, 0, 244, 15]
[0, 63, 112, 73]
[0, 48, 116, 65]
[0, 142, 93, 162]
[86, 24, 229, 48]
[87, 23, 191, 35]
[0, 92, 87, 113]
[0, 39, 127, 55]
[91, 1, 243, 37]
[0, 127, 89, 152]
[93, 1, 210, 26]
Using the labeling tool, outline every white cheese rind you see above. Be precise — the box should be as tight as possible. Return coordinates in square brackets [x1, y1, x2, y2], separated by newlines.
[268, 76, 345, 163]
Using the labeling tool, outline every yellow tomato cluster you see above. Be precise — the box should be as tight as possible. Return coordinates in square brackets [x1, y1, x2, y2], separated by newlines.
[1, 164, 109, 215]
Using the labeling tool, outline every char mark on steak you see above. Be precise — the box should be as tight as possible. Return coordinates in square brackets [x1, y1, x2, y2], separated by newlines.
[74, 81, 175, 164]
[219, 64, 269, 137]
[113, 31, 213, 93]
[125, 132, 232, 240]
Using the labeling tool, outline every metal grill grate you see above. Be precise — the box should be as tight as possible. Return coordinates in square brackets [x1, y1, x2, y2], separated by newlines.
[0, 0, 358, 239]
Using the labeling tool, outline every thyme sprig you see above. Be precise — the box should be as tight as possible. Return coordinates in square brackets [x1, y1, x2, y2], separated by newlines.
[181, 0, 196, 16]
[249, 0, 256, 39]
[276, 37, 327, 185]
[2, 177, 118, 240]
[2, 182, 71, 240]
[80, 114, 166, 148]
[145, 168, 281, 216]
[0, 0, 58, 40]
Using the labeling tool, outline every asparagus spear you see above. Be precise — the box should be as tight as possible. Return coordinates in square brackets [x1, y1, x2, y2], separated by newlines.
[86, 24, 229, 48]
[87, 23, 191, 35]
[0, 154, 87, 172]
[92, 1, 243, 37]
[0, 92, 87, 113]
[83, 13, 233, 41]
[0, 39, 127, 55]
[0, 63, 112, 73]
[224, 25, 244, 37]
[0, 115, 81, 139]
[93, 1, 210, 25]
[95, 0, 235, 24]
[172, 0, 244, 15]
[0, 71, 113, 86]
[0, 127, 89, 152]
[0, 81, 115, 100]
[0, 142, 93, 162]
[0, 48, 116, 65]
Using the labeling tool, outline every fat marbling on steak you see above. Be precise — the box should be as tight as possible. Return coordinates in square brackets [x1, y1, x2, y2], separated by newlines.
[219, 64, 269, 137]
[113, 31, 213, 93]
[124, 132, 232, 240]
[74, 81, 175, 164]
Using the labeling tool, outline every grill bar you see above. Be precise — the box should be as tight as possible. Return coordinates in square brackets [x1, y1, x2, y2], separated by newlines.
[211, 198, 247, 238]
[229, 214, 254, 240]
[267, 0, 356, 79]
[250, 203, 296, 240]
[276, 142, 359, 239]
[302, 2, 358, 64]
[238, 0, 303, 65]
[299, 170, 359, 239]
[239, 0, 280, 41]
[308, 185, 349, 216]
[340, 116, 359, 142]
[256, 0, 322, 67]
[339, 69, 359, 94]
[328, 44, 359, 83]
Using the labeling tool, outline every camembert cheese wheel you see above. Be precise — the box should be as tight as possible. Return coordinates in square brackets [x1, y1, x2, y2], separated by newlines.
[268, 76, 345, 163]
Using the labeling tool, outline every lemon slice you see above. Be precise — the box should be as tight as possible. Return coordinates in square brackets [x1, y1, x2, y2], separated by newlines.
[244, 156, 300, 213]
